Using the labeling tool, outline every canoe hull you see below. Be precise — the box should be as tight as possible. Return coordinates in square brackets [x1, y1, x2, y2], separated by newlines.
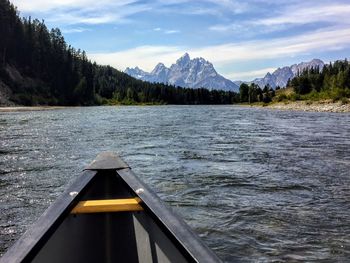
[31, 171, 188, 263]
[1, 152, 221, 263]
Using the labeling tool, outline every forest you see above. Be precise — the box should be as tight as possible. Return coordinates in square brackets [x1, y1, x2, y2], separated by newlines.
[288, 60, 350, 101]
[238, 60, 350, 104]
[0, 0, 238, 106]
[1, 0, 349, 107]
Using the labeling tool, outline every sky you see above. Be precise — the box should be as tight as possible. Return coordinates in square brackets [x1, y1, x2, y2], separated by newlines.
[11, 0, 350, 81]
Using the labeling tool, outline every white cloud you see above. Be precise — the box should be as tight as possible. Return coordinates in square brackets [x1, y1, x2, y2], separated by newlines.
[49, 13, 119, 25]
[12, 0, 136, 12]
[12, 0, 150, 25]
[89, 46, 185, 72]
[152, 28, 180, 34]
[209, 23, 259, 35]
[209, 24, 241, 32]
[12, 0, 248, 26]
[225, 68, 277, 80]
[61, 27, 91, 33]
[164, 30, 180, 34]
[88, 26, 350, 79]
[206, 0, 248, 14]
[155, 0, 190, 5]
[180, 7, 222, 16]
[256, 3, 350, 26]
[209, 2, 350, 36]
[190, 27, 350, 64]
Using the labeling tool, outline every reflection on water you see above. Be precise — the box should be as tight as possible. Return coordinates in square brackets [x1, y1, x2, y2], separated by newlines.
[1, 106, 350, 262]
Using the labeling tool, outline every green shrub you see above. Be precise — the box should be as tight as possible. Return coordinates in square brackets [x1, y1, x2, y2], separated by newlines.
[330, 88, 350, 102]
[275, 94, 287, 102]
[288, 93, 301, 101]
[340, 97, 349, 104]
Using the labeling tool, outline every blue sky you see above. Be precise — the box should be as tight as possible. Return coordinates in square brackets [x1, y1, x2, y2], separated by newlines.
[11, 0, 350, 80]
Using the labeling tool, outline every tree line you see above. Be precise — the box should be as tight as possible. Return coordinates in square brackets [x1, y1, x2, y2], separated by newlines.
[238, 83, 276, 103]
[0, 0, 239, 106]
[288, 60, 350, 100]
[2, 0, 348, 106]
[239, 60, 350, 104]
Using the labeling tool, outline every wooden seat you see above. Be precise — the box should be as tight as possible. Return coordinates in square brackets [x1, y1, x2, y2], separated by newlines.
[71, 198, 143, 214]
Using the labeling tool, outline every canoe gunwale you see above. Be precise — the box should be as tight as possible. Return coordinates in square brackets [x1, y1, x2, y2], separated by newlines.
[0, 170, 97, 263]
[117, 168, 222, 263]
[85, 151, 129, 171]
[0, 152, 222, 263]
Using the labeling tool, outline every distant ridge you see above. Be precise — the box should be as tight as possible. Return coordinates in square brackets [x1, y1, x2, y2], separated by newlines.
[125, 53, 239, 91]
[126, 56, 326, 91]
[251, 59, 325, 88]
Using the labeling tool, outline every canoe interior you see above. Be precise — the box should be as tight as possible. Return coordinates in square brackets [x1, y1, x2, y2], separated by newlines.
[31, 170, 189, 263]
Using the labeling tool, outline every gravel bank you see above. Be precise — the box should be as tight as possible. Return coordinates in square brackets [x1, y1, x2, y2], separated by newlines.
[265, 100, 350, 113]
[0, 106, 72, 112]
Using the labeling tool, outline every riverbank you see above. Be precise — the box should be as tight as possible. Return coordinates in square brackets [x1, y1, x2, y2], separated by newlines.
[256, 100, 350, 113]
[0, 106, 71, 112]
[2, 101, 350, 113]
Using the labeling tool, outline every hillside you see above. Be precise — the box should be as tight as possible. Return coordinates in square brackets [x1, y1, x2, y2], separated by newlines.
[0, 0, 238, 106]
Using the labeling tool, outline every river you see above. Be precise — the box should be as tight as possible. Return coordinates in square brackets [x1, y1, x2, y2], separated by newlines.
[1, 106, 350, 262]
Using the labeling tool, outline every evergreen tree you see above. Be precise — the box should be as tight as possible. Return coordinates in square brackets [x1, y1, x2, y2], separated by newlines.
[289, 60, 350, 99]
[0, 0, 238, 106]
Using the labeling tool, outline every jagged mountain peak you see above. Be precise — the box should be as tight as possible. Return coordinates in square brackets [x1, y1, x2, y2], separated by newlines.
[252, 59, 325, 88]
[192, 57, 212, 67]
[194, 56, 206, 62]
[176, 53, 191, 67]
[154, 62, 165, 68]
[291, 59, 325, 75]
[124, 66, 149, 79]
[180, 52, 190, 60]
[151, 63, 167, 73]
[311, 58, 324, 63]
[125, 53, 238, 91]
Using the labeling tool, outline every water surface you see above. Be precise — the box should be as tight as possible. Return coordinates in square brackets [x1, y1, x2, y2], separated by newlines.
[1, 106, 350, 262]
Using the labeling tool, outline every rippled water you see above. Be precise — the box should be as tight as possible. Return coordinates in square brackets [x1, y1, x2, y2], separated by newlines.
[1, 106, 350, 262]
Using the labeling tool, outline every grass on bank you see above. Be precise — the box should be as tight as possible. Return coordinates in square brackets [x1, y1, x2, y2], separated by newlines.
[272, 87, 350, 105]
[102, 98, 166, 106]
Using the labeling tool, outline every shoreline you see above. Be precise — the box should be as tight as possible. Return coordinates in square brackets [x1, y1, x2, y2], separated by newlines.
[252, 100, 350, 113]
[1, 101, 350, 113]
[0, 106, 73, 112]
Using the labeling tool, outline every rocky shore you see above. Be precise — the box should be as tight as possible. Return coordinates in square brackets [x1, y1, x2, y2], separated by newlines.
[1, 101, 350, 113]
[0, 106, 70, 112]
[264, 100, 350, 113]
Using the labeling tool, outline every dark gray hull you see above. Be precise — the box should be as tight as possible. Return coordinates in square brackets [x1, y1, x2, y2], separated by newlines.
[1, 152, 221, 263]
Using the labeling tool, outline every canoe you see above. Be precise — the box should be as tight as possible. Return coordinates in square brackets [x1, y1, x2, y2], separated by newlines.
[1, 152, 221, 263]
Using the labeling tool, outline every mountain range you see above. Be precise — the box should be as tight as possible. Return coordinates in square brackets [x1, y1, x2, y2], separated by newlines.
[252, 59, 325, 89]
[125, 54, 325, 91]
[125, 53, 239, 91]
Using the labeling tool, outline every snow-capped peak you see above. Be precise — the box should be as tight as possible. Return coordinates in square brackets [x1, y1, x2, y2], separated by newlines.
[151, 63, 167, 74]
[124, 53, 239, 91]
[176, 53, 191, 67]
[251, 59, 325, 88]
